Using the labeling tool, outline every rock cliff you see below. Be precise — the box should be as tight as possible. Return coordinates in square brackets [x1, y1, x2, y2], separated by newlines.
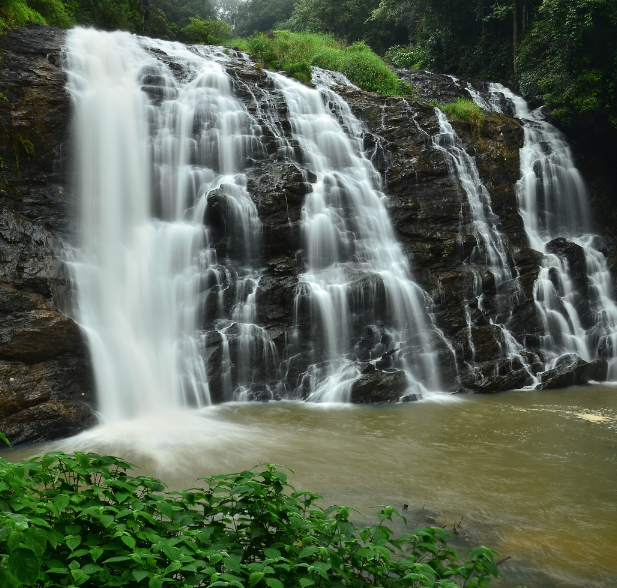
[0, 24, 612, 444]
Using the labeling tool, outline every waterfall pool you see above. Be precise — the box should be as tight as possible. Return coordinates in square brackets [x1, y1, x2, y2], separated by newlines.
[4, 384, 616, 588]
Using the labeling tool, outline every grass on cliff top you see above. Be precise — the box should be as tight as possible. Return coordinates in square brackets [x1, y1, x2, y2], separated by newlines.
[231, 31, 411, 96]
[441, 97, 485, 133]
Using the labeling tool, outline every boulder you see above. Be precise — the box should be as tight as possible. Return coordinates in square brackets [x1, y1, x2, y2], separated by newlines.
[350, 370, 408, 403]
[537, 355, 608, 390]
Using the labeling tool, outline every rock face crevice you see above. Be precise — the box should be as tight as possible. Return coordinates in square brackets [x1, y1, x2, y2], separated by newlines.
[0, 25, 612, 444]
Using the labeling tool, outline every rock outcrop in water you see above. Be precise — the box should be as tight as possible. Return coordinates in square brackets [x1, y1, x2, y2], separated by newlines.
[1, 24, 615, 444]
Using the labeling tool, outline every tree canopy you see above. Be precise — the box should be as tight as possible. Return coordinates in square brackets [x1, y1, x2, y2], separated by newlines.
[1, 0, 615, 131]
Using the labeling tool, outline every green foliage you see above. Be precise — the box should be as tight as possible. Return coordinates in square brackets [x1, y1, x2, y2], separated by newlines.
[17, 135, 35, 156]
[441, 97, 485, 135]
[517, 0, 617, 129]
[26, 0, 75, 27]
[182, 16, 231, 44]
[232, 0, 295, 37]
[282, 0, 398, 54]
[150, 0, 216, 30]
[385, 43, 426, 69]
[0, 0, 45, 31]
[246, 31, 411, 95]
[0, 450, 504, 588]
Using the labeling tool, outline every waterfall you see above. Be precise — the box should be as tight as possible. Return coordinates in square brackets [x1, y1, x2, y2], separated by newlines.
[270, 69, 441, 401]
[485, 83, 617, 377]
[64, 28, 441, 411]
[431, 107, 533, 381]
[64, 28, 267, 420]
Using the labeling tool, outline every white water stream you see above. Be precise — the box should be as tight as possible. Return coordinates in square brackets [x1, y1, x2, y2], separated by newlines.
[484, 83, 617, 376]
[271, 70, 441, 401]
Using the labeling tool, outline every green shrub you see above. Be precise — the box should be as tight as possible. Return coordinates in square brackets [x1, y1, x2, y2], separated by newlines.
[384, 44, 426, 70]
[182, 17, 232, 45]
[0, 0, 45, 31]
[441, 97, 485, 135]
[26, 0, 74, 27]
[243, 31, 411, 95]
[0, 447, 503, 587]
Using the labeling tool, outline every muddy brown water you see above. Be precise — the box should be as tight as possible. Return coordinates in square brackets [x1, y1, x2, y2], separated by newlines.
[4, 385, 617, 587]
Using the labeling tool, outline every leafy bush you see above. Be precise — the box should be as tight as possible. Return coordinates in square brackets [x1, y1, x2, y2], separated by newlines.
[282, 0, 396, 54]
[517, 0, 617, 129]
[0, 0, 45, 31]
[183, 17, 232, 45]
[233, 0, 295, 38]
[0, 446, 504, 587]
[441, 97, 485, 135]
[384, 44, 426, 70]
[243, 31, 410, 95]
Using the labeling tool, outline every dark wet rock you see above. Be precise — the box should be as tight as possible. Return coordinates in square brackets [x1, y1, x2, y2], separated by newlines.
[537, 355, 608, 390]
[0, 24, 95, 445]
[0, 355, 95, 444]
[394, 69, 467, 104]
[358, 362, 376, 374]
[0, 283, 83, 363]
[401, 392, 422, 402]
[350, 370, 408, 403]
[469, 368, 533, 394]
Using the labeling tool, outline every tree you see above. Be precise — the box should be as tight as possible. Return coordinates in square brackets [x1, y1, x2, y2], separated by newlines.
[518, 0, 617, 129]
[284, 0, 399, 52]
[182, 14, 231, 42]
[232, 0, 295, 36]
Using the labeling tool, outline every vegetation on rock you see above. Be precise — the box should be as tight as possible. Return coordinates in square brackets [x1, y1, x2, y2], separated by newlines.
[441, 98, 485, 136]
[235, 31, 410, 95]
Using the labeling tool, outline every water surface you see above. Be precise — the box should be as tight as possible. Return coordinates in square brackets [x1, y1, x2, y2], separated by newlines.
[4, 385, 617, 587]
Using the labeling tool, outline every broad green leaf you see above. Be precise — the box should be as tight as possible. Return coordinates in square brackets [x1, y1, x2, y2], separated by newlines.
[7, 530, 23, 552]
[249, 572, 264, 586]
[162, 545, 181, 561]
[66, 536, 82, 551]
[299, 579, 314, 588]
[223, 556, 241, 573]
[0, 432, 10, 446]
[263, 548, 281, 560]
[132, 569, 150, 582]
[121, 534, 136, 549]
[90, 547, 104, 562]
[54, 495, 70, 512]
[312, 561, 331, 573]
[8, 548, 40, 585]
[104, 556, 133, 563]
[81, 564, 103, 574]
[265, 578, 284, 588]
[71, 569, 86, 582]
[99, 514, 115, 528]
[65, 525, 82, 535]
[24, 527, 47, 555]
[299, 546, 319, 558]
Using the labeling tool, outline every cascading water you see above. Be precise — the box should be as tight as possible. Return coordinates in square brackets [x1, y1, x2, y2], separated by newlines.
[432, 108, 533, 379]
[64, 27, 443, 413]
[269, 69, 442, 400]
[64, 28, 274, 420]
[65, 29, 209, 422]
[484, 83, 617, 377]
